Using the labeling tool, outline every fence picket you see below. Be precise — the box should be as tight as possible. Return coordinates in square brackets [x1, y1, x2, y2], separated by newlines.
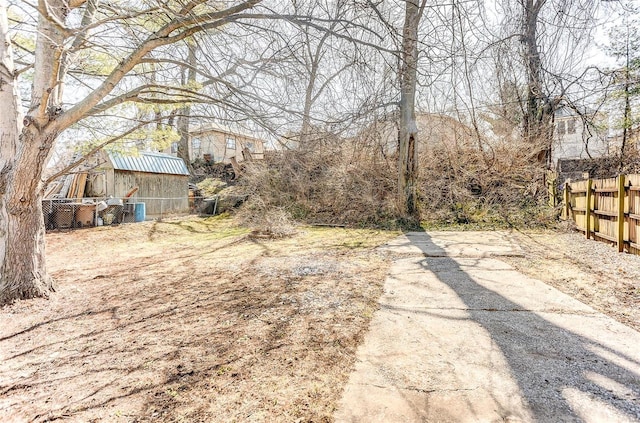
[618, 175, 625, 253]
[566, 174, 640, 256]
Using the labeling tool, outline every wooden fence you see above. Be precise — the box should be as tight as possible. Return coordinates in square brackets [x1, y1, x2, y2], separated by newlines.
[563, 174, 640, 255]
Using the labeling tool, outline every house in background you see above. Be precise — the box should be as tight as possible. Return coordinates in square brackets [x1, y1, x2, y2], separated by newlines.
[166, 123, 266, 164]
[551, 108, 611, 166]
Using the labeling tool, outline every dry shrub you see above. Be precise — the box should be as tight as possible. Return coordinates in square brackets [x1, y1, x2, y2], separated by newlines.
[240, 135, 399, 228]
[196, 178, 227, 197]
[558, 150, 640, 182]
[418, 132, 554, 227]
[240, 118, 558, 230]
[237, 202, 297, 238]
[619, 148, 640, 174]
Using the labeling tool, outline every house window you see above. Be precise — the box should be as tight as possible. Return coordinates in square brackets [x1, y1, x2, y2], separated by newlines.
[557, 121, 566, 135]
[226, 137, 236, 149]
[191, 138, 202, 158]
[567, 119, 576, 134]
[246, 142, 255, 152]
[171, 142, 178, 153]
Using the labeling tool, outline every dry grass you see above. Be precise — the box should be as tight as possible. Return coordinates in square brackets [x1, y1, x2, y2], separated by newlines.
[0, 216, 398, 422]
[3, 215, 638, 422]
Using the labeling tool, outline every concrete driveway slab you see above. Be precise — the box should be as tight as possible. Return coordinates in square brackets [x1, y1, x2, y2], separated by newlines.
[335, 231, 640, 423]
[381, 258, 597, 314]
[379, 231, 525, 257]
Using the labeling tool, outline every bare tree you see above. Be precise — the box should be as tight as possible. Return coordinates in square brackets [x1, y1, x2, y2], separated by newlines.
[603, 4, 640, 161]
[398, 0, 426, 219]
[496, 0, 600, 167]
[176, 41, 197, 172]
[0, 0, 262, 304]
[521, 0, 552, 162]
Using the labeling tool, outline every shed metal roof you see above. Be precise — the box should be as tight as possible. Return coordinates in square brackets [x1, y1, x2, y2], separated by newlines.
[107, 151, 190, 176]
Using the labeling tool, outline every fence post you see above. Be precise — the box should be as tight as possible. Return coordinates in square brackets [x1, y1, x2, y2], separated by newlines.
[617, 174, 626, 252]
[563, 182, 570, 220]
[547, 171, 558, 208]
[585, 178, 592, 240]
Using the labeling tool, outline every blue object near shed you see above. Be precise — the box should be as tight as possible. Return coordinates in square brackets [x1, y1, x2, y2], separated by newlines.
[134, 202, 146, 222]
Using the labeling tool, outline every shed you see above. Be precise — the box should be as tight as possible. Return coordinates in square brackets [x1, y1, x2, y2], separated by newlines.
[86, 151, 190, 219]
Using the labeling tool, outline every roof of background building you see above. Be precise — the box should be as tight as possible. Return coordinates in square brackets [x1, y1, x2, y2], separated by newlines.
[108, 151, 189, 176]
[191, 122, 263, 141]
[555, 106, 598, 118]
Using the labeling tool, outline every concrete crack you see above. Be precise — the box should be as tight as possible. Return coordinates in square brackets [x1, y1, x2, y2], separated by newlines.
[381, 304, 598, 316]
[401, 386, 480, 394]
[354, 382, 479, 394]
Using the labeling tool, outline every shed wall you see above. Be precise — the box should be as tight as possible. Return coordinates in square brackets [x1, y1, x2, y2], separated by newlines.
[113, 171, 188, 218]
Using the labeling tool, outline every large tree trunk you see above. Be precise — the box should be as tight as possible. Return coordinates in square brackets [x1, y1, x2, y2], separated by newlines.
[0, 141, 54, 303]
[177, 41, 196, 172]
[0, 121, 57, 304]
[0, 0, 61, 304]
[398, 0, 421, 220]
[521, 0, 554, 168]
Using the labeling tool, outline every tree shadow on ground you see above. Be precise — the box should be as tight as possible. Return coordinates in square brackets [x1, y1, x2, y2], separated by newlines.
[410, 234, 640, 422]
[1, 234, 383, 422]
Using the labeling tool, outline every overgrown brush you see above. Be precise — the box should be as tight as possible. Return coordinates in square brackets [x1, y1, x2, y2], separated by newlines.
[239, 136, 399, 228]
[418, 135, 555, 228]
[239, 122, 558, 230]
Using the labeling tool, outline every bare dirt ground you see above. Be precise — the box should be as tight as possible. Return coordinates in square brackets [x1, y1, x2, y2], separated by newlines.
[0, 217, 398, 423]
[2, 218, 639, 423]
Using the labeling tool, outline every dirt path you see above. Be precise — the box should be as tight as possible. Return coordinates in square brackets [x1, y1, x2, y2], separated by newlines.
[335, 231, 640, 422]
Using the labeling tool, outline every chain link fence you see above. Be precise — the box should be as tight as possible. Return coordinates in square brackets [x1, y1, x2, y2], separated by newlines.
[43, 196, 214, 230]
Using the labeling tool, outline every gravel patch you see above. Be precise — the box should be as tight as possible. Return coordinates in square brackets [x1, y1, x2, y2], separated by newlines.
[505, 229, 640, 331]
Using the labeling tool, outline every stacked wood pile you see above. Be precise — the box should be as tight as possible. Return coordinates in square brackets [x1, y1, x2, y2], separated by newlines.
[44, 172, 88, 200]
[191, 162, 236, 183]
